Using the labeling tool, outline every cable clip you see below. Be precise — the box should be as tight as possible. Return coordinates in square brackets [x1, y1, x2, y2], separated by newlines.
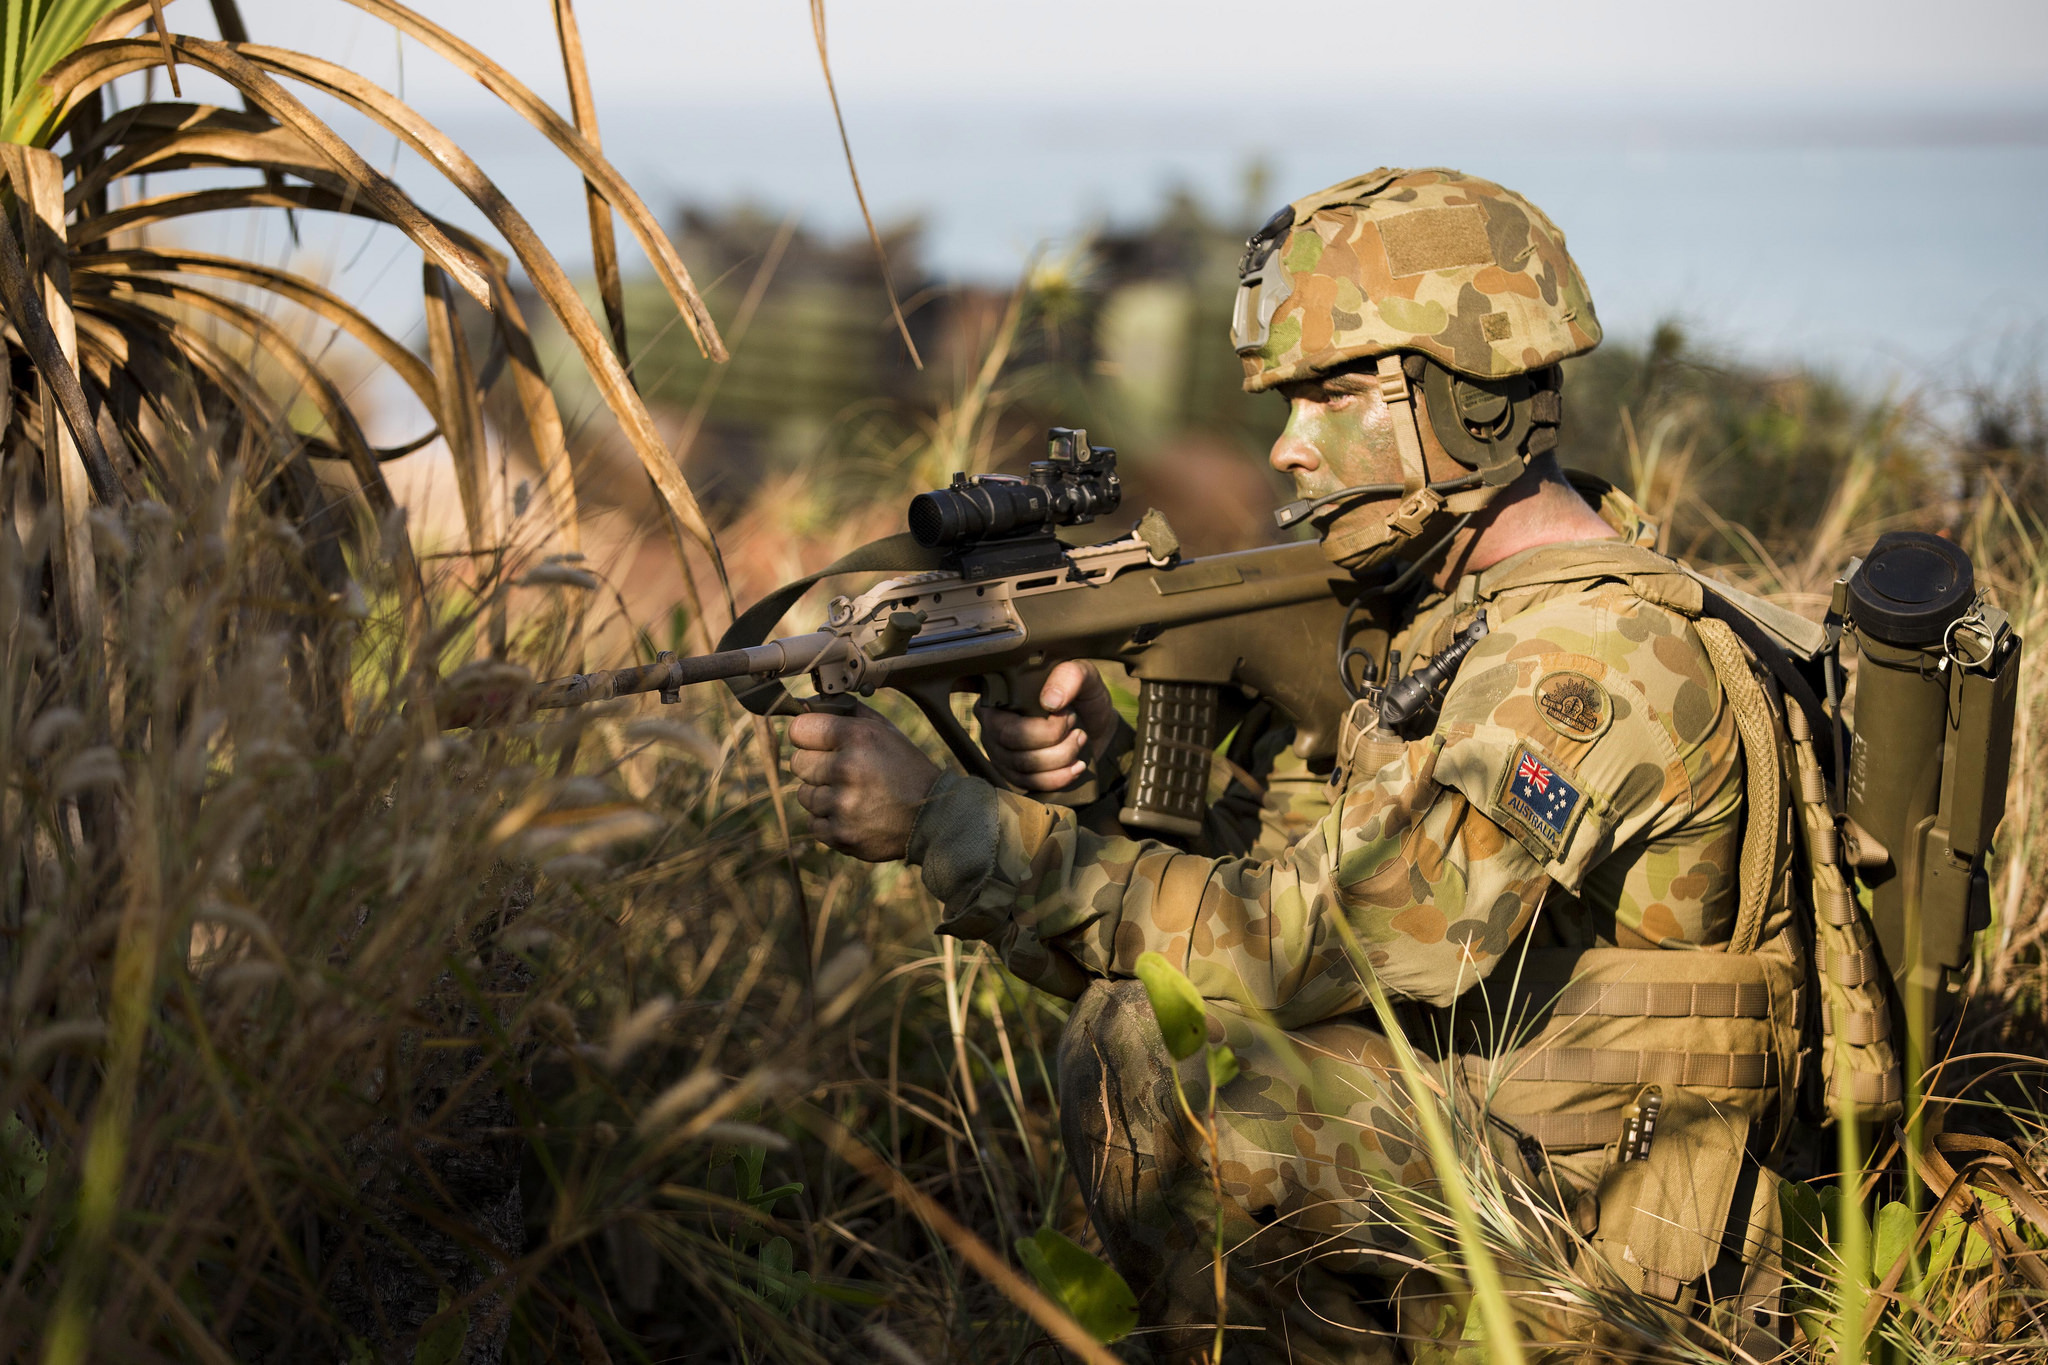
[1388, 486, 1444, 538]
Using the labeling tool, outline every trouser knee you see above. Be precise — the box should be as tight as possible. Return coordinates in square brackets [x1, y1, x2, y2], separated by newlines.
[1056, 979, 1185, 1202]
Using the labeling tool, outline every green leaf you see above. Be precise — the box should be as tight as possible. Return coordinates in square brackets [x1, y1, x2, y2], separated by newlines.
[1871, 1200, 1915, 1282]
[413, 1289, 467, 1365]
[0, 0, 134, 145]
[1014, 1227, 1138, 1345]
[757, 1234, 809, 1313]
[1960, 1192, 2010, 1271]
[1793, 1309, 1833, 1347]
[749, 1180, 804, 1212]
[1205, 1043, 1239, 1091]
[1817, 1183, 1844, 1256]
[804, 1278, 887, 1307]
[1133, 951, 1206, 1061]
[1780, 1178, 1827, 1279]
[1925, 1211, 1964, 1280]
[733, 1144, 766, 1202]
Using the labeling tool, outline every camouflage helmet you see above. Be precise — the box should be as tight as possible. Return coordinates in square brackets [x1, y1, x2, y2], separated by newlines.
[1232, 167, 1600, 392]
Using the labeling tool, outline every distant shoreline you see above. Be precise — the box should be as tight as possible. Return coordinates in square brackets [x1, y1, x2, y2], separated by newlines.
[367, 99, 2048, 389]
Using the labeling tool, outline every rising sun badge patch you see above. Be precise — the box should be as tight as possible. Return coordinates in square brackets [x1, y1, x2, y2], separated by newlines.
[1534, 669, 1611, 740]
[1497, 743, 1583, 857]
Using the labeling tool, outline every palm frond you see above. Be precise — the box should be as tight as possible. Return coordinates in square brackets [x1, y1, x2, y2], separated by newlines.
[0, 5, 736, 670]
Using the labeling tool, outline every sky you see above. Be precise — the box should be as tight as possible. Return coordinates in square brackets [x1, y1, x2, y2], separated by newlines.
[245, 0, 2048, 108]
[139, 1, 2048, 391]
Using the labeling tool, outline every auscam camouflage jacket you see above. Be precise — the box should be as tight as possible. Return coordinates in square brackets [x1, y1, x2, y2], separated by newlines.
[906, 490, 1758, 1025]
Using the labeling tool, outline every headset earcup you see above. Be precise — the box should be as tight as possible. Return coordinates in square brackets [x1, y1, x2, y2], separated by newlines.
[1407, 356, 1562, 482]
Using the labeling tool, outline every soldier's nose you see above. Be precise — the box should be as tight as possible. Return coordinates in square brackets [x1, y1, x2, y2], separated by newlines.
[1268, 430, 1320, 477]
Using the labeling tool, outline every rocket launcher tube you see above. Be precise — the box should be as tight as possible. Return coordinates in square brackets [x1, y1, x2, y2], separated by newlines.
[1841, 531, 2022, 1049]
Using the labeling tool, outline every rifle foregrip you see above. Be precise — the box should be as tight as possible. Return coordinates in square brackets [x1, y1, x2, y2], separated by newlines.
[1118, 681, 1218, 838]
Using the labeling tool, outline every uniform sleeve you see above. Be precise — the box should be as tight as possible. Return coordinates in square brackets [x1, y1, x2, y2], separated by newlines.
[906, 596, 1721, 1024]
[1197, 711, 1329, 859]
[907, 734, 1552, 1026]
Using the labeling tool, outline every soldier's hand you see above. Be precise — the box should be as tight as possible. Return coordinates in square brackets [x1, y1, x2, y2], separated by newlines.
[975, 660, 1125, 792]
[786, 702, 939, 862]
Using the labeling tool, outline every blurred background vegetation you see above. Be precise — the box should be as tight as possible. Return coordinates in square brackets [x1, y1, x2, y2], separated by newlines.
[519, 192, 2039, 640]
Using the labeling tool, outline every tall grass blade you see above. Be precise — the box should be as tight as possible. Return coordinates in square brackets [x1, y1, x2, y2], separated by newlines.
[808, 0, 922, 370]
[549, 0, 628, 371]
[1329, 914, 1526, 1365]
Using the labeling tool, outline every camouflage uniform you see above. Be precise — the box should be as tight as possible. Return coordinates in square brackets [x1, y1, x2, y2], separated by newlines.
[908, 484, 1806, 1362]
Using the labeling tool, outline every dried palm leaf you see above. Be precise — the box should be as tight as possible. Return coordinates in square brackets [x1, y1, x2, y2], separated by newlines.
[44, 40, 493, 304]
[338, 0, 726, 363]
[550, 0, 629, 370]
[2, 0, 739, 687]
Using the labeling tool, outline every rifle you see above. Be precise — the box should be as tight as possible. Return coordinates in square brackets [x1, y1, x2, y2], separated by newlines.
[510, 429, 1383, 837]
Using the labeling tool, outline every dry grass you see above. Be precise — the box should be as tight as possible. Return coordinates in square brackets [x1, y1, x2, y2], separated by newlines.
[5, 295, 2048, 1362]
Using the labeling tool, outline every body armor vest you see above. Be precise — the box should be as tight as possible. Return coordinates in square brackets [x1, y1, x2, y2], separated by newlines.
[1332, 538, 1905, 1300]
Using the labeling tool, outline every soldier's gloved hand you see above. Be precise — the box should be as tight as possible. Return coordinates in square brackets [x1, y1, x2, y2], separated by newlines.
[975, 660, 1126, 792]
[786, 702, 939, 862]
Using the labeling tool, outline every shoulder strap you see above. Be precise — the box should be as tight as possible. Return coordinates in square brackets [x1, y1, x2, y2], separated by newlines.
[1685, 570, 1829, 661]
[1691, 618, 1787, 956]
[1691, 588, 1835, 790]
[1470, 540, 1678, 599]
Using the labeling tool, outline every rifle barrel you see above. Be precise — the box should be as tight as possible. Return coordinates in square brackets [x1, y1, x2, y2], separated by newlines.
[532, 631, 846, 709]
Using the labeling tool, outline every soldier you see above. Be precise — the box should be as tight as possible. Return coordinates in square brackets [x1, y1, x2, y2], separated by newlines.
[787, 169, 1818, 1361]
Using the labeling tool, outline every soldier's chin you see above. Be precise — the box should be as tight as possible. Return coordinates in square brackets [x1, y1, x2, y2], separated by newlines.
[1315, 508, 1404, 573]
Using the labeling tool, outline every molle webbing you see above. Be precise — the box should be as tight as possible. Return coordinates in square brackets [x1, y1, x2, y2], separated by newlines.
[1493, 1108, 1627, 1150]
[1783, 698, 1905, 1119]
[1462, 940, 1795, 1151]
[1534, 979, 1771, 1021]
[1504, 1047, 1773, 1089]
[1840, 1068, 1904, 1106]
[1827, 947, 1880, 987]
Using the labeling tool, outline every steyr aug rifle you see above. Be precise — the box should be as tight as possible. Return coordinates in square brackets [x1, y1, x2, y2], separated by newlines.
[503, 429, 1385, 836]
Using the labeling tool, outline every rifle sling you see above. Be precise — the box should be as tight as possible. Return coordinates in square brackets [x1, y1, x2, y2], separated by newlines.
[715, 532, 946, 714]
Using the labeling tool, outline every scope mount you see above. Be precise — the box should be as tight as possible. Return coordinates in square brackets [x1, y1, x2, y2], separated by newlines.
[911, 427, 1122, 581]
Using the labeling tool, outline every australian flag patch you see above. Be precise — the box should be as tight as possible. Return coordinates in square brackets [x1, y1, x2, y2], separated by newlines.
[1498, 743, 1582, 856]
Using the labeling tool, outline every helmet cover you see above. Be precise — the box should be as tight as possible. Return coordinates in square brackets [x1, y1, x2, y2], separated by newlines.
[1233, 167, 1601, 392]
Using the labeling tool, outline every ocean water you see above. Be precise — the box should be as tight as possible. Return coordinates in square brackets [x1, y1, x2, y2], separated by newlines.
[172, 89, 2047, 418]
[386, 96, 2048, 389]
